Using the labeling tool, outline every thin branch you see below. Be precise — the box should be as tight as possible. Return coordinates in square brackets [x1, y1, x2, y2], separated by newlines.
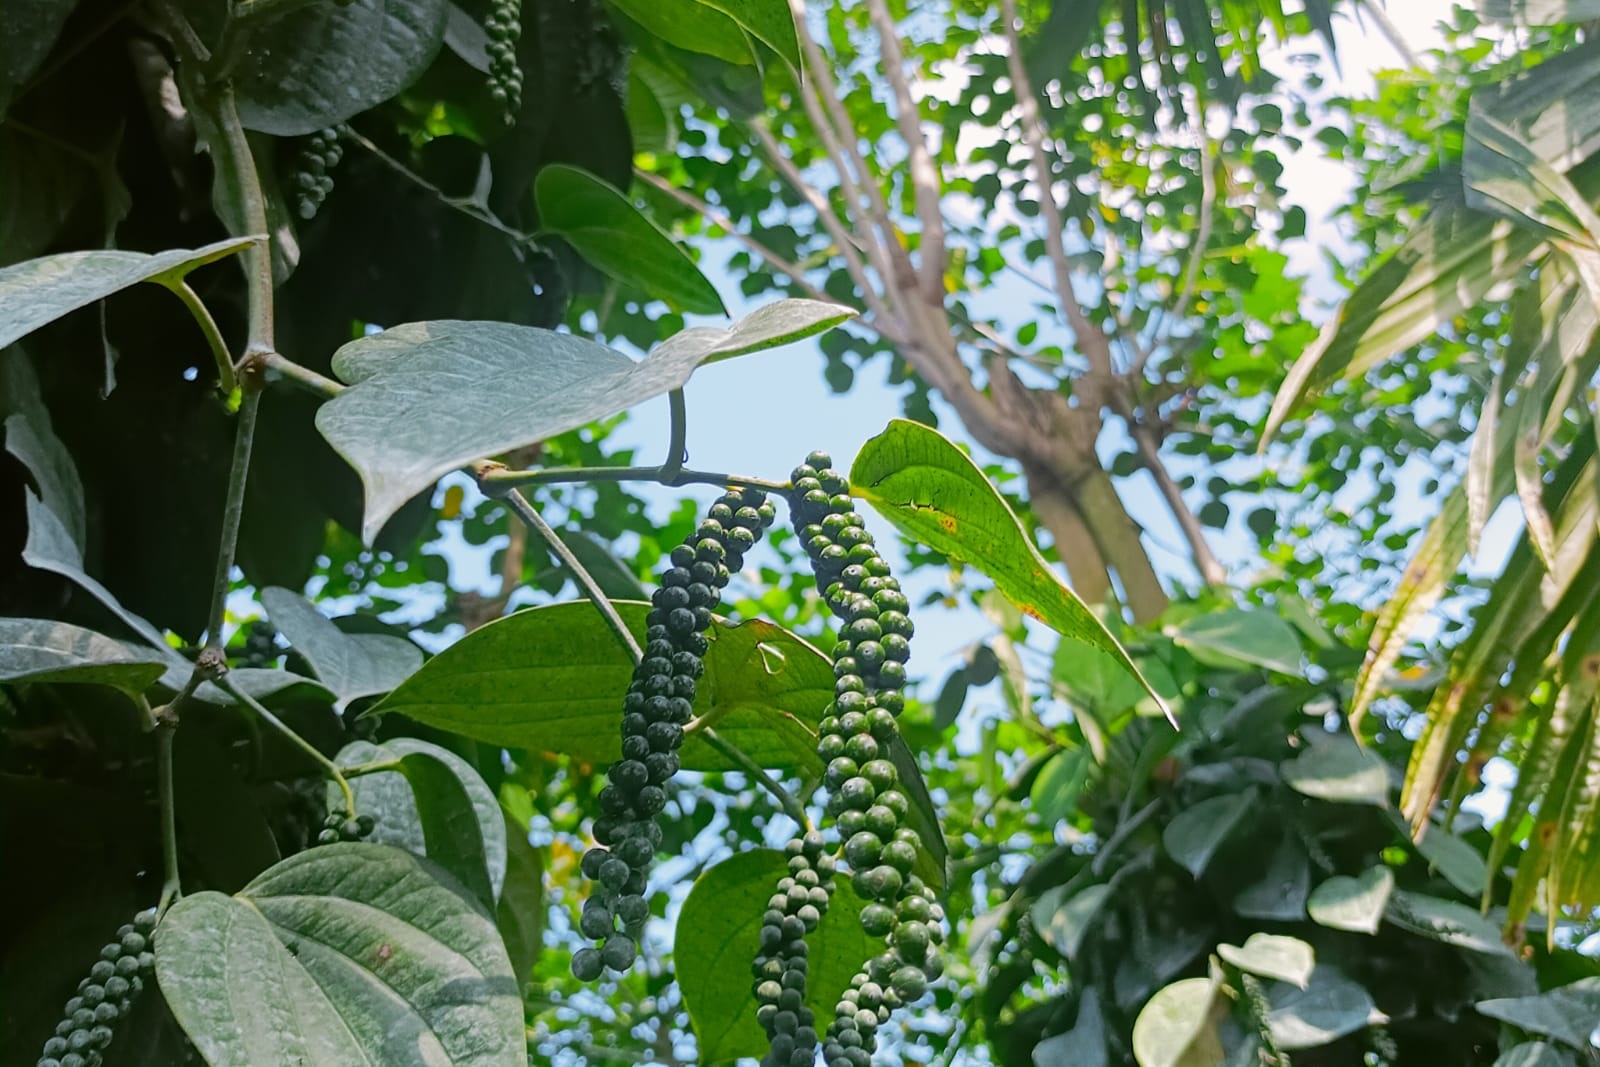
[694, 725, 811, 831]
[662, 389, 688, 483]
[211, 85, 272, 356]
[1360, 0, 1424, 69]
[218, 674, 356, 815]
[998, 0, 1117, 385]
[495, 482, 643, 666]
[483, 463, 790, 495]
[749, 120, 897, 328]
[166, 279, 236, 393]
[203, 388, 260, 652]
[156, 722, 181, 910]
[865, 0, 948, 304]
[1131, 425, 1227, 586]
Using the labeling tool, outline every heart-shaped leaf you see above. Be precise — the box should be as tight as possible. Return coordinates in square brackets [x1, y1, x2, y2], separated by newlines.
[1266, 965, 1384, 1050]
[368, 600, 834, 774]
[1131, 976, 1225, 1067]
[677, 849, 872, 1064]
[850, 419, 1165, 717]
[1307, 867, 1394, 935]
[1162, 793, 1252, 878]
[1218, 934, 1314, 989]
[155, 844, 522, 1067]
[315, 299, 854, 542]
[231, 0, 450, 136]
[335, 738, 507, 911]
[535, 164, 724, 314]
[1280, 738, 1391, 806]
[261, 587, 423, 707]
[1384, 889, 1514, 956]
[0, 237, 257, 351]
[0, 618, 169, 694]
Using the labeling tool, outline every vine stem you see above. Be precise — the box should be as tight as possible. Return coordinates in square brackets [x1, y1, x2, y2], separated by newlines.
[204, 386, 260, 653]
[156, 722, 181, 911]
[488, 477, 643, 666]
[261, 351, 343, 397]
[483, 464, 789, 495]
[342, 758, 402, 777]
[210, 84, 274, 358]
[697, 725, 812, 832]
[218, 676, 356, 817]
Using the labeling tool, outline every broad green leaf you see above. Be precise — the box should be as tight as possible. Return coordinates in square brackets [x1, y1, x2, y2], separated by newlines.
[232, 0, 450, 136]
[1170, 609, 1303, 676]
[1477, 978, 1600, 1050]
[2, 350, 84, 550]
[624, 65, 675, 155]
[554, 529, 650, 601]
[1265, 966, 1384, 1050]
[1162, 793, 1252, 878]
[370, 601, 834, 774]
[316, 299, 853, 541]
[1412, 819, 1490, 897]
[535, 164, 724, 314]
[0, 0, 77, 116]
[677, 849, 872, 1064]
[335, 738, 507, 911]
[1478, 0, 1600, 22]
[173, 728, 282, 893]
[1232, 834, 1310, 921]
[1385, 889, 1514, 956]
[606, 0, 756, 65]
[1030, 883, 1111, 961]
[850, 420, 1165, 716]
[1307, 867, 1394, 935]
[1030, 748, 1091, 824]
[886, 734, 949, 892]
[1131, 977, 1225, 1067]
[155, 845, 522, 1067]
[1032, 987, 1107, 1067]
[0, 237, 257, 351]
[261, 587, 423, 707]
[1279, 737, 1390, 806]
[1218, 934, 1314, 989]
[1262, 201, 1546, 444]
[1493, 1042, 1580, 1067]
[693, 0, 801, 74]
[1052, 633, 1148, 717]
[0, 617, 168, 694]
[496, 823, 544, 986]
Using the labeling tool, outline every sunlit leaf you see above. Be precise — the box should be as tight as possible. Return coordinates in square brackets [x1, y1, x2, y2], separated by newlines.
[1217, 934, 1314, 989]
[1307, 867, 1394, 935]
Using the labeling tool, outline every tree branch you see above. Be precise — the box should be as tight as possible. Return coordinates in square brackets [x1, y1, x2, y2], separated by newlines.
[865, 0, 948, 305]
[1131, 425, 1227, 586]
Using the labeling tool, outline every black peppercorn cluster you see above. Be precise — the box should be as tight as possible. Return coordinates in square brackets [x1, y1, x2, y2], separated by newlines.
[572, 487, 776, 982]
[289, 127, 343, 221]
[314, 811, 376, 846]
[786, 451, 945, 1067]
[238, 620, 278, 668]
[484, 0, 524, 123]
[750, 829, 836, 1067]
[36, 909, 157, 1067]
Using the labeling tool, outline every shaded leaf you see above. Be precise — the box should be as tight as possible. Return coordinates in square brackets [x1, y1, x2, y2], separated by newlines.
[677, 849, 871, 1064]
[1492, 1042, 1581, 1067]
[0, 617, 168, 694]
[1266, 966, 1384, 1050]
[233, 0, 450, 136]
[496, 823, 544, 987]
[1218, 934, 1314, 989]
[535, 164, 723, 314]
[370, 601, 834, 774]
[0, 237, 257, 351]
[1477, 978, 1600, 1051]
[1478, 0, 1600, 22]
[1031, 883, 1112, 961]
[2, 350, 84, 550]
[0, 0, 78, 115]
[1171, 609, 1303, 676]
[693, 0, 801, 74]
[1307, 867, 1394, 935]
[1031, 748, 1091, 825]
[1279, 737, 1390, 806]
[1033, 986, 1107, 1067]
[850, 420, 1165, 716]
[1233, 833, 1310, 921]
[316, 300, 852, 541]
[1162, 793, 1252, 878]
[886, 734, 949, 892]
[262, 587, 423, 707]
[155, 844, 522, 1067]
[1412, 819, 1490, 897]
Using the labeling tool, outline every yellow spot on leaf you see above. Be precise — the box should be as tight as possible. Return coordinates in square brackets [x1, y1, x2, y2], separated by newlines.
[441, 484, 465, 520]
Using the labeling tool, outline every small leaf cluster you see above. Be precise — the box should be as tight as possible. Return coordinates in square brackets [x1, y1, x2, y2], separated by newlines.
[36, 909, 158, 1067]
[574, 487, 777, 981]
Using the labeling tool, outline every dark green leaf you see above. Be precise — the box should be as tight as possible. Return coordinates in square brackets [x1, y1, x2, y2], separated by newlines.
[0, 0, 79, 115]
[1032, 987, 1108, 1067]
[155, 844, 522, 1066]
[1279, 738, 1390, 806]
[677, 849, 872, 1064]
[1030, 748, 1091, 825]
[370, 601, 834, 774]
[0, 237, 257, 351]
[2, 345, 83, 548]
[886, 734, 948, 892]
[335, 738, 507, 911]
[0, 617, 168, 693]
[556, 529, 649, 600]
[1307, 867, 1394, 935]
[316, 299, 853, 541]
[1171, 609, 1303, 676]
[1477, 979, 1600, 1050]
[1030, 883, 1111, 960]
[1385, 889, 1514, 955]
[496, 822, 544, 987]
[692, 0, 801, 74]
[232, 0, 450, 136]
[850, 420, 1165, 716]
[1162, 793, 1252, 878]
[262, 587, 423, 707]
[535, 164, 724, 314]
[1233, 834, 1310, 921]
[1265, 966, 1382, 1050]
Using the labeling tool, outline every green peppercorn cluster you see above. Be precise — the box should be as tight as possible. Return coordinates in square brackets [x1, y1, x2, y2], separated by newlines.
[750, 829, 836, 1067]
[290, 127, 343, 221]
[238, 620, 278, 668]
[315, 811, 376, 846]
[484, 0, 523, 123]
[787, 451, 945, 1067]
[36, 909, 157, 1067]
[572, 487, 776, 982]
